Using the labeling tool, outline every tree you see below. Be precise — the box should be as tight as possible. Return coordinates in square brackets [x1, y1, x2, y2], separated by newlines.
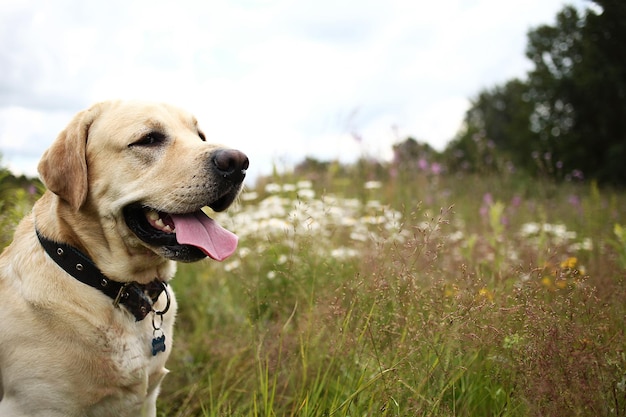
[524, 6, 582, 177]
[448, 79, 535, 174]
[524, 3, 626, 183]
[568, 0, 626, 184]
[447, 2, 626, 185]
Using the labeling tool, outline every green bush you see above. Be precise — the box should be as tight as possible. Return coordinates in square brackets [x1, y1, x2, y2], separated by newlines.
[0, 169, 42, 248]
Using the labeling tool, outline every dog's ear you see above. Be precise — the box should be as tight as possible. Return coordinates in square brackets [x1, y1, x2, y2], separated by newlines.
[38, 104, 102, 211]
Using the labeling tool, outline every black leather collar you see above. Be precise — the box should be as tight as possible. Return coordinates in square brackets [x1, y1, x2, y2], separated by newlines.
[36, 229, 169, 321]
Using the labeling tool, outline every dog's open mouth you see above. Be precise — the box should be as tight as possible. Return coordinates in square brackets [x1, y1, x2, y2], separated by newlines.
[123, 204, 238, 262]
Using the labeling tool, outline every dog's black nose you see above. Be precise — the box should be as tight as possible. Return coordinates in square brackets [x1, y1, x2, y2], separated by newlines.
[213, 149, 249, 183]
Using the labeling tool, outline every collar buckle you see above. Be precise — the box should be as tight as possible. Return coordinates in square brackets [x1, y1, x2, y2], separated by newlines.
[113, 282, 132, 308]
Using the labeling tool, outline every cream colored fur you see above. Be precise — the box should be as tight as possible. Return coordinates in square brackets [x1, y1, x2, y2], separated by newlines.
[0, 101, 231, 416]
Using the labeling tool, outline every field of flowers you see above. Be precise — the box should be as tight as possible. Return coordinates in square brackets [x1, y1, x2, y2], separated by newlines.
[158, 169, 626, 417]
[1, 167, 624, 416]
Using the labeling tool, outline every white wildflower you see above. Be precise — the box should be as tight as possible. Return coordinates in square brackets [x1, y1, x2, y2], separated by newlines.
[297, 188, 315, 200]
[224, 259, 240, 272]
[241, 191, 258, 201]
[238, 247, 251, 258]
[569, 238, 593, 252]
[330, 247, 359, 259]
[448, 230, 464, 243]
[265, 183, 282, 194]
[350, 231, 369, 242]
[520, 222, 541, 236]
[364, 181, 382, 189]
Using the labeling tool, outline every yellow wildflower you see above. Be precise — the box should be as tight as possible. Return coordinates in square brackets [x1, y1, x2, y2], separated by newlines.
[444, 284, 458, 298]
[555, 279, 568, 289]
[560, 257, 577, 269]
[478, 287, 494, 302]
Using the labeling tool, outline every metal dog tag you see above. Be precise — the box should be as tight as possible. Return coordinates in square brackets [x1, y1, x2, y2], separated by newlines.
[152, 333, 166, 356]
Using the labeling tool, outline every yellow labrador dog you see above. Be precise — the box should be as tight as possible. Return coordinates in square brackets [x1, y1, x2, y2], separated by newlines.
[0, 100, 248, 416]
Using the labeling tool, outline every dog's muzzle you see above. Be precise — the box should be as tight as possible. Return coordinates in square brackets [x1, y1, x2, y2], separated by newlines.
[123, 148, 249, 262]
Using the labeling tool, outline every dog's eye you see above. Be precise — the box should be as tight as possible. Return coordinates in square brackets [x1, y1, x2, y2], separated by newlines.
[198, 131, 206, 141]
[131, 132, 166, 147]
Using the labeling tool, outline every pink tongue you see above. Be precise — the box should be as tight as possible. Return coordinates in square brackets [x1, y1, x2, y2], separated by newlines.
[170, 212, 238, 261]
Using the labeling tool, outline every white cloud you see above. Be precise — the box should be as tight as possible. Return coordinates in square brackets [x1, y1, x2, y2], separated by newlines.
[0, 0, 586, 181]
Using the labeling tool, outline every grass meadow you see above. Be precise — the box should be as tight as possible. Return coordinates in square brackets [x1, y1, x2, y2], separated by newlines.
[157, 166, 626, 417]
[1, 166, 625, 416]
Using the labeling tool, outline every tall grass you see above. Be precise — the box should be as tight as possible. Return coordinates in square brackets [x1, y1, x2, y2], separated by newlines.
[158, 169, 626, 417]
[0, 167, 624, 416]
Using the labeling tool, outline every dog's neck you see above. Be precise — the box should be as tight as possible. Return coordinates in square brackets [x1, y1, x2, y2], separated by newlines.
[34, 192, 176, 285]
[36, 229, 170, 322]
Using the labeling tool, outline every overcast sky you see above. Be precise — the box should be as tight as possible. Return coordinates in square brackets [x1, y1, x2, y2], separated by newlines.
[0, 0, 587, 182]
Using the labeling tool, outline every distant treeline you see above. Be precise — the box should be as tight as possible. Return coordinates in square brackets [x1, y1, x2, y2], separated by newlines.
[298, 1, 626, 187]
[0, 167, 40, 191]
[443, 0, 626, 185]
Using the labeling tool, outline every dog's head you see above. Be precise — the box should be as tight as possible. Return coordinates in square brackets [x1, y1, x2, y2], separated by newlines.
[38, 100, 248, 264]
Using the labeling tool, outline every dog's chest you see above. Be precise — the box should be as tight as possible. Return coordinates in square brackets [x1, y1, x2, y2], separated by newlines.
[75, 315, 172, 412]
[93, 313, 170, 384]
[99, 319, 155, 372]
